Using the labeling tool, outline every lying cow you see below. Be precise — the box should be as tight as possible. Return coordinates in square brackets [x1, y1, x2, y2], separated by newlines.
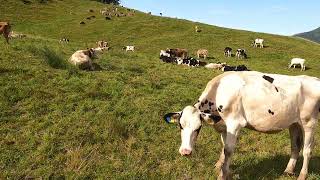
[164, 71, 320, 180]
[197, 49, 208, 59]
[222, 64, 249, 71]
[166, 48, 188, 59]
[124, 46, 135, 52]
[69, 47, 104, 70]
[224, 47, 232, 57]
[205, 62, 226, 70]
[289, 58, 306, 71]
[0, 22, 11, 43]
[236, 49, 247, 59]
[177, 57, 207, 67]
[252, 38, 264, 48]
[160, 55, 177, 64]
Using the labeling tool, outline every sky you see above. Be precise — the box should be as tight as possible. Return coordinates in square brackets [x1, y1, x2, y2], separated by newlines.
[121, 0, 320, 36]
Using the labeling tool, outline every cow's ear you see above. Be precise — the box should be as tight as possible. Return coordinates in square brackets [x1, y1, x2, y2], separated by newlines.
[163, 112, 181, 124]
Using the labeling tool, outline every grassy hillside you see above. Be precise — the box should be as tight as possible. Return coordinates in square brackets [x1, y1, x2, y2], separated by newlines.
[1, 0, 320, 179]
[295, 27, 320, 43]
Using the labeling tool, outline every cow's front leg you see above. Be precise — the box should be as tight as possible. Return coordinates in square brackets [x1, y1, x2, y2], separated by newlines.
[218, 122, 241, 180]
[215, 131, 226, 173]
[284, 123, 303, 176]
[298, 118, 317, 180]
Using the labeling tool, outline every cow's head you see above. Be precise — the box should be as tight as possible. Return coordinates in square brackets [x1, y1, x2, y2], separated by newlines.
[164, 106, 219, 156]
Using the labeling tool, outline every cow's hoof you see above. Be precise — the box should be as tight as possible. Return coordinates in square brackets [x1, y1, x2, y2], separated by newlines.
[297, 174, 307, 180]
[283, 171, 295, 177]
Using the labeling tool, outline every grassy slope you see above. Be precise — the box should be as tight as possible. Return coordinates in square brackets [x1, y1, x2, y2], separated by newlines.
[0, 0, 320, 179]
[295, 27, 320, 43]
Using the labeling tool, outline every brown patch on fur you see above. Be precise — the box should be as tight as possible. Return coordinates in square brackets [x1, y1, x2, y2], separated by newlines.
[0, 22, 11, 43]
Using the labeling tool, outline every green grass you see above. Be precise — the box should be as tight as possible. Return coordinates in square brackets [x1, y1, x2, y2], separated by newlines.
[1, 0, 320, 179]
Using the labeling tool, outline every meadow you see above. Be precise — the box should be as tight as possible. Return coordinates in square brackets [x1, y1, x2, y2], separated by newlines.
[0, 0, 320, 179]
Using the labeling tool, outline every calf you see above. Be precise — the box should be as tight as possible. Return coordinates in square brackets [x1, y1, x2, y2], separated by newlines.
[160, 55, 177, 63]
[166, 48, 188, 59]
[0, 22, 11, 43]
[164, 71, 320, 180]
[235, 49, 247, 59]
[224, 47, 232, 57]
[252, 38, 264, 48]
[288, 58, 306, 71]
[197, 49, 208, 59]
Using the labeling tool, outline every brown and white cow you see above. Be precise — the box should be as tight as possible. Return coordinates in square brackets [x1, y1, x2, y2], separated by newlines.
[197, 49, 208, 59]
[166, 48, 188, 59]
[0, 22, 11, 43]
[164, 71, 320, 180]
[69, 47, 104, 70]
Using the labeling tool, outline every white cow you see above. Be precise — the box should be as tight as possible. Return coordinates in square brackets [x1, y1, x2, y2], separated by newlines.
[164, 71, 320, 180]
[289, 58, 306, 71]
[253, 38, 264, 48]
[205, 62, 226, 70]
[125, 46, 135, 52]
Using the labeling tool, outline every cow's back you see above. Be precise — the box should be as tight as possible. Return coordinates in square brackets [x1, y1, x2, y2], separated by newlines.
[214, 71, 316, 132]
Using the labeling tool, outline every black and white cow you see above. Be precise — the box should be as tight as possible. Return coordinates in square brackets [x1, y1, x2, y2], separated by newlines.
[164, 71, 320, 180]
[222, 65, 249, 72]
[224, 47, 232, 57]
[236, 49, 247, 59]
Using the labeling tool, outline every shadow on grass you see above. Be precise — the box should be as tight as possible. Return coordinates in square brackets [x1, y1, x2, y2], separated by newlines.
[234, 154, 320, 179]
[41, 47, 69, 69]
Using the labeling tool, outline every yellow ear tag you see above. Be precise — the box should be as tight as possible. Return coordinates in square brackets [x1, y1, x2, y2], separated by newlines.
[169, 119, 176, 124]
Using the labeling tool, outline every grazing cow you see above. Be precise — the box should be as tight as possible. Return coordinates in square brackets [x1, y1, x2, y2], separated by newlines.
[195, 26, 201, 33]
[289, 58, 306, 71]
[205, 62, 226, 70]
[236, 49, 247, 59]
[224, 47, 232, 57]
[160, 50, 170, 57]
[97, 40, 108, 48]
[166, 48, 188, 59]
[253, 38, 264, 48]
[197, 49, 208, 59]
[0, 22, 11, 43]
[69, 47, 104, 70]
[164, 71, 320, 180]
[222, 65, 249, 71]
[59, 38, 69, 43]
[124, 46, 135, 52]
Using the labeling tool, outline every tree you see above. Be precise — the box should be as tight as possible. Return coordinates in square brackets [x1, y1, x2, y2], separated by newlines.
[92, 0, 120, 5]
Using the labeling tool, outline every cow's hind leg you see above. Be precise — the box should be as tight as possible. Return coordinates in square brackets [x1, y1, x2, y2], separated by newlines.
[298, 118, 317, 180]
[284, 123, 303, 176]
